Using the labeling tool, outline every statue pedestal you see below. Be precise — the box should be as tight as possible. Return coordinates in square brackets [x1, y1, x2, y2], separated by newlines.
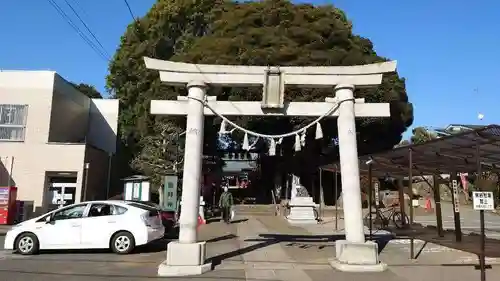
[287, 197, 318, 225]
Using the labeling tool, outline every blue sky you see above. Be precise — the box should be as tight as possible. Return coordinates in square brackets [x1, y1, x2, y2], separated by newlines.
[1, 0, 499, 139]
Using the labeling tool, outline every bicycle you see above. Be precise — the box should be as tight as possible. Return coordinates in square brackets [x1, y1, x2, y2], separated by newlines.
[364, 205, 409, 229]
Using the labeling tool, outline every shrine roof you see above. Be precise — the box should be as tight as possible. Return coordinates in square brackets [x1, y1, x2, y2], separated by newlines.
[322, 124, 500, 177]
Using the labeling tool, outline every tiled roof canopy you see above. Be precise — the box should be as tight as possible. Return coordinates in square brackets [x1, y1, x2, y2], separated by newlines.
[323, 125, 500, 177]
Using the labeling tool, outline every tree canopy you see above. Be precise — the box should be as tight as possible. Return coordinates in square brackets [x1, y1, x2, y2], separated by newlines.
[70, 82, 103, 99]
[106, 0, 414, 184]
[410, 127, 437, 144]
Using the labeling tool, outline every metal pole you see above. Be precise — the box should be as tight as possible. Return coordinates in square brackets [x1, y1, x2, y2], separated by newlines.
[409, 148, 414, 259]
[476, 145, 486, 281]
[334, 165, 339, 231]
[319, 168, 324, 220]
[480, 209, 486, 281]
[82, 163, 90, 202]
[368, 164, 373, 240]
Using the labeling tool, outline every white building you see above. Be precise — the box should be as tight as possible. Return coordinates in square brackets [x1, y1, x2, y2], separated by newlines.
[0, 70, 119, 218]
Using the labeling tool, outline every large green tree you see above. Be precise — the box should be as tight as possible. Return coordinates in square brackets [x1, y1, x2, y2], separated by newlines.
[107, 0, 413, 185]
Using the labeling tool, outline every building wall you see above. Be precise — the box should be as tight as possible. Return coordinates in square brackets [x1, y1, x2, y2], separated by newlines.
[0, 71, 55, 144]
[87, 99, 119, 154]
[0, 71, 88, 215]
[0, 71, 119, 217]
[47, 74, 90, 143]
[0, 142, 85, 215]
[83, 145, 111, 201]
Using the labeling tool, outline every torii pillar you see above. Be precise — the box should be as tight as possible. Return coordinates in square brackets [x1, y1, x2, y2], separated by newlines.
[145, 57, 395, 275]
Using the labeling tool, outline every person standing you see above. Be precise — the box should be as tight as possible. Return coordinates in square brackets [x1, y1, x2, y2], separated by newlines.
[219, 186, 234, 223]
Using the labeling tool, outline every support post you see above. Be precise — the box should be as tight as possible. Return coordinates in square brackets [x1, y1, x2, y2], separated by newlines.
[329, 84, 386, 272]
[82, 163, 89, 202]
[334, 167, 339, 231]
[336, 84, 364, 242]
[368, 164, 373, 240]
[450, 172, 462, 242]
[479, 209, 486, 281]
[432, 175, 444, 237]
[476, 145, 486, 281]
[408, 148, 414, 259]
[319, 168, 325, 220]
[158, 81, 212, 277]
[397, 179, 407, 227]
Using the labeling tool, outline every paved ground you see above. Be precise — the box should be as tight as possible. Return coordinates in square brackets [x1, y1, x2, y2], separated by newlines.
[413, 201, 500, 238]
[1, 212, 500, 280]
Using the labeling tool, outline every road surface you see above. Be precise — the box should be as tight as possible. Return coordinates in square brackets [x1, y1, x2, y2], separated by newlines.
[414, 201, 500, 238]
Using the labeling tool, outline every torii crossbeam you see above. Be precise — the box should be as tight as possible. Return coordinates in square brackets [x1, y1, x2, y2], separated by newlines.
[145, 57, 395, 276]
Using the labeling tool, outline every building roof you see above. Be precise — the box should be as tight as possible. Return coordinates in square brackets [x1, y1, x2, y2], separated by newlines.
[446, 124, 486, 129]
[323, 124, 500, 177]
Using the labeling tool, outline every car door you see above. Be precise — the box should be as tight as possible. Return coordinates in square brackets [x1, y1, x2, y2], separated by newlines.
[37, 203, 88, 249]
[80, 203, 125, 248]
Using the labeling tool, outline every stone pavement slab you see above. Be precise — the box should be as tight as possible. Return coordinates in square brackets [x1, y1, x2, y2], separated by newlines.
[2, 213, 500, 281]
[279, 214, 500, 281]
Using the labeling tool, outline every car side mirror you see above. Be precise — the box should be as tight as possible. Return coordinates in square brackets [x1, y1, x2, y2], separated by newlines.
[45, 216, 53, 224]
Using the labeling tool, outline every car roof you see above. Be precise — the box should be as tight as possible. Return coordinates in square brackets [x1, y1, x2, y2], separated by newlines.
[28, 200, 145, 221]
[70, 200, 134, 208]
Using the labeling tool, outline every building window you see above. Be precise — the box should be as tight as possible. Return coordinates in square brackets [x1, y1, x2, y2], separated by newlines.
[0, 104, 28, 141]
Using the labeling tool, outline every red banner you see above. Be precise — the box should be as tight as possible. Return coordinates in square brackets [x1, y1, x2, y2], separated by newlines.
[460, 173, 468, 193]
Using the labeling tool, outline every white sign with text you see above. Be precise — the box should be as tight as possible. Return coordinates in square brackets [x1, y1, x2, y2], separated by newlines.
[472, 191, 494, 211]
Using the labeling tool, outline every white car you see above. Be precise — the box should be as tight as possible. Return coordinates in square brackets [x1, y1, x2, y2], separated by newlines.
[3, 200, 165, 255]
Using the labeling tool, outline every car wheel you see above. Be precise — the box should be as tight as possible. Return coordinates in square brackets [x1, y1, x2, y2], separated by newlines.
[16, 233, 39, 255]
[111, 231, 135, 254]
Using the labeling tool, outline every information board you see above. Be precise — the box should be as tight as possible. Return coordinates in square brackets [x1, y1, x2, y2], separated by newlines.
[163, 175, 178, 211]
[472, 191, 494, 211]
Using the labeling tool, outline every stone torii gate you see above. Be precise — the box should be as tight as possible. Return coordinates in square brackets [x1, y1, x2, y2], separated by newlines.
[144, 57, 396, 276]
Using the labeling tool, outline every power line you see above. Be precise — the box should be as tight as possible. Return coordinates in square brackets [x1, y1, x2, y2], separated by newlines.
[71, 0, 92, 20]
[46, 0, 109, 61]
[63, 0, 111, 59]
[123, 0, 137, 21]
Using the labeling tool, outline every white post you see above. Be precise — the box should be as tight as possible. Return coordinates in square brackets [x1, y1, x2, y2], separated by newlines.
[330, 84, 386, 272]
[158, 81, 212, 277]
[178, 81, 206, 243]
[335, 84, 364, 243]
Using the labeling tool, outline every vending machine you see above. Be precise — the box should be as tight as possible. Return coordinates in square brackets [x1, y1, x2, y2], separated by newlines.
[0, 186, 18, 225]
